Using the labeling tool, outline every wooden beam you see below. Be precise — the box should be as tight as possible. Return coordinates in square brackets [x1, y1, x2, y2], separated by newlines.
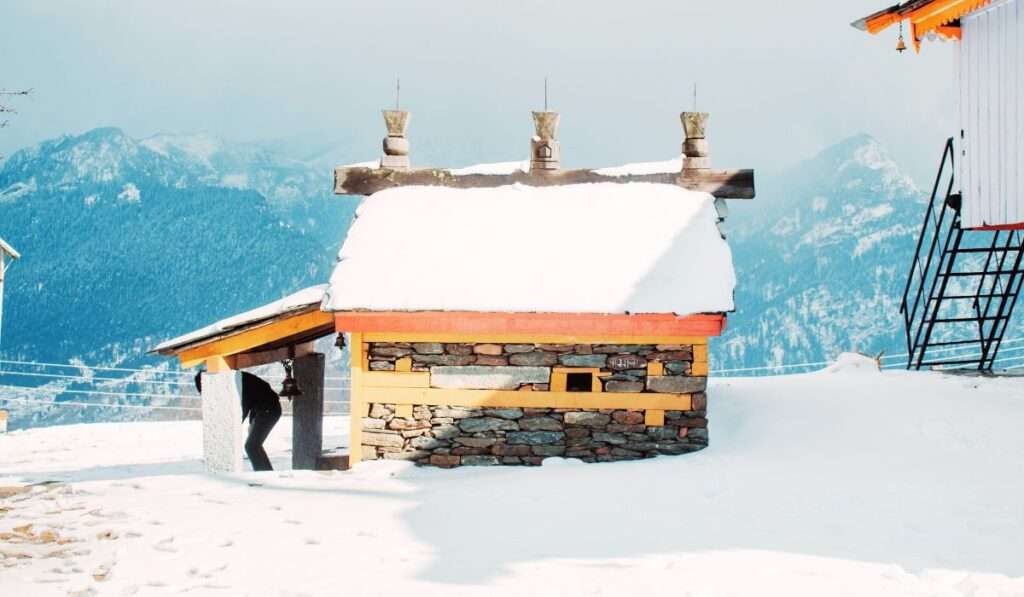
[334, 166, 755, 199]
[231, 341, 317, 370]
[334, 312, 726, 338]
[360, 386, 693, 411]
[178, 310, 334, 368]
[358, 331, 710, 345]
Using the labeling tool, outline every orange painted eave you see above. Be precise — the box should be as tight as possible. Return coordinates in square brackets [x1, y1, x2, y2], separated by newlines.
[333, 312, 727, 337]
[859, 0, 986, 49]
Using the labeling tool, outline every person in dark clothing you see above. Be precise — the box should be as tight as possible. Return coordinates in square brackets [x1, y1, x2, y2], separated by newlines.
[195, 370, 282, 471]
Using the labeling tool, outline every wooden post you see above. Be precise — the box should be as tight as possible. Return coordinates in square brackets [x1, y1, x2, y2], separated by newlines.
[291, 352, 325, 470]
[681, 112, 710, 171]
[201, 357, 244, 473]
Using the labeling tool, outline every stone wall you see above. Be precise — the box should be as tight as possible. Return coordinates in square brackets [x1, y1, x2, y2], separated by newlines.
[361, 341, 709, 467]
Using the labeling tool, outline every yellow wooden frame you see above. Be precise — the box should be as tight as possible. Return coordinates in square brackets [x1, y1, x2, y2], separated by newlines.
[348, 333, 711, 466]
[359, 386, 692, 411]
[550, 367, 606, 393]
[178, 310, 334, 369]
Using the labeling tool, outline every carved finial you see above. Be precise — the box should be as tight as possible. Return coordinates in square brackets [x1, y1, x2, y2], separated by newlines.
[381, 108, 410, 170]
[529, 77, 560, 173]
[681, 111, 709, 171]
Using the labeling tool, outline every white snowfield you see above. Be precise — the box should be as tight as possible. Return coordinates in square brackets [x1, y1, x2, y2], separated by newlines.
[153, 284, 327, 352]
[2, 355, 1024, 596]
[325, 183, 735, 314]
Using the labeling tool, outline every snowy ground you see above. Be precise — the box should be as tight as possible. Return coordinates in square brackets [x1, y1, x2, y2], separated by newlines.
[2, 356, 1023, 596]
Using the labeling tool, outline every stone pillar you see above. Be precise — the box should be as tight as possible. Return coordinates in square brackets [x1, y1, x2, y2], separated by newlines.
[291, 352, 325, 470]
[201, 371, 244, 473]
[381, 110, 411, 170]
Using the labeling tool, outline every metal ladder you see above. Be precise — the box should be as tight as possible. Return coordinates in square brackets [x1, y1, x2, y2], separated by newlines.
[899, 138, 1024, 370]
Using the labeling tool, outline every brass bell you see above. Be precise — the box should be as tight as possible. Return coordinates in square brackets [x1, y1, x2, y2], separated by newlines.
[896, 36, 907, 53]
[280, 359, 302, 399]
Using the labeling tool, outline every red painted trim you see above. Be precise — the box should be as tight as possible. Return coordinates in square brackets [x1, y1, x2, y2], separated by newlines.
[971, 222, 1024, 231]
[334, 312, 726, 337]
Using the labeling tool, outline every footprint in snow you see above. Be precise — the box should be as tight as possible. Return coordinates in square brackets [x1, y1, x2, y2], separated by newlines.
[153, 536, 178, 553]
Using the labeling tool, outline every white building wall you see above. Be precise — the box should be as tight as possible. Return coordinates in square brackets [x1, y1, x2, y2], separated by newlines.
[957, 0, 1024, 228]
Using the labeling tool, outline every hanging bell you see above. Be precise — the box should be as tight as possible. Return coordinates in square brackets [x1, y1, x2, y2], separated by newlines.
[896, 35, 907, 53]
[279, 359, 302, 399]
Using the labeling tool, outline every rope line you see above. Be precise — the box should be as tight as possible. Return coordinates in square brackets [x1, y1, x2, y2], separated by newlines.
[3, 335, 1022, 384]
[0, 369, 349, 390]
[0, 397, 201, 412]
[0, 397, 353, 412]
[0, 384, 350, 403]
[0, 358, 351, 381]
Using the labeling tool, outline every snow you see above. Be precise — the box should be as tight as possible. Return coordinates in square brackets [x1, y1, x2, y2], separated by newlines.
[0, 178, 37, 203]
[153, 285, 328, 353]
[140, 133, 222, 169]
[2, 368, 1023, 595]
[325, 183, 735, 315]
[447, 156, 681, 177]
[116, 182, 140, 203]
[449, 161, 528, 175]
[594, 155, 682, 176]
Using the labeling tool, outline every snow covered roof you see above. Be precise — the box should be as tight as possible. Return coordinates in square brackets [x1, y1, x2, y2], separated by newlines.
[153, 285, 328, 353]
[324, 183, 735, 315]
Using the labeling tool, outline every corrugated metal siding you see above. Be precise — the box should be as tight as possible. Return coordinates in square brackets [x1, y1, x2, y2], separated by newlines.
[958, 0, 1024, 228]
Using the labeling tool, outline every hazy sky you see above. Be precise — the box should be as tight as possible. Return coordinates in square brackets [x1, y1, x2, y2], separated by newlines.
[2, 1, 955, 184]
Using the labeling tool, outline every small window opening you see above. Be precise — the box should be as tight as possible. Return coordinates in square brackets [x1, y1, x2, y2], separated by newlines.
[565, 372, 593, 392]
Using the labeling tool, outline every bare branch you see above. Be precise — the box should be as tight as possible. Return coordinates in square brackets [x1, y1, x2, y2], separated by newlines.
[0, 89, 31, 97]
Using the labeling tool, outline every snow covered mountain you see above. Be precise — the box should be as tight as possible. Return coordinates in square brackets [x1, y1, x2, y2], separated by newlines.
[2, 127, 1009, 427]
[0, 128, 359, 427]
[716, 134, 994, 371]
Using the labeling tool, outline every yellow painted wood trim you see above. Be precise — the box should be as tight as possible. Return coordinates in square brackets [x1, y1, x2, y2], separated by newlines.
[645, 409, 665, 427]
[360, 387, 692, 411]
[349, 332, 365, 466]
[205, 355, 236, 372]
[693, 344, 708, 363]
[646, 361, 664, 376]
[361, 332, 709, 345]
[691, 362, 709, 376]
[179, 310, 334, 368]
[394, 357, 412, 372]
[550, 367, 605, 393]
[394, 403, 413, 418]
[362, 371, 430, 388]
[550, 372, 566, 392]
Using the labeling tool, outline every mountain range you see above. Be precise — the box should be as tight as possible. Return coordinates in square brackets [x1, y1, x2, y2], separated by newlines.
[2, 127, 1016, 427]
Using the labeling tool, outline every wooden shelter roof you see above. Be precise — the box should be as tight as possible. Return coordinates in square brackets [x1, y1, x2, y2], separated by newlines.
[150, 286, 335, 370]
[852, 0, 992, 51]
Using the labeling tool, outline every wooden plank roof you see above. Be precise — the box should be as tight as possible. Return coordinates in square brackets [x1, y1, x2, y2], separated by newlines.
[852, 0, 991, 51]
